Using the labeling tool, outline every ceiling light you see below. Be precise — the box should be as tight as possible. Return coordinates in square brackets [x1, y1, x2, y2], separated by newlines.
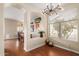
[42, 3, 64, 16]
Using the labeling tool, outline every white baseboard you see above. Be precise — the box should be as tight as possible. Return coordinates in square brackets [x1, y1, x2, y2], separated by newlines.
[54, 44, 79, 54]
[26, 43, 45, 52]
[5, 37, 18, 40]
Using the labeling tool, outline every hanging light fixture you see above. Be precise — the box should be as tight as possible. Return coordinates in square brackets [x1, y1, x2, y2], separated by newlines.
[42, 3, 64, 16]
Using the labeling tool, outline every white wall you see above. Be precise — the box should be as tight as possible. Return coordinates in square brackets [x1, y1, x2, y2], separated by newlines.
[0, 4, 4, 56]
[24, 5, 47, 51]
[4, 6, 24, 22]
[5, 19, 18, 39]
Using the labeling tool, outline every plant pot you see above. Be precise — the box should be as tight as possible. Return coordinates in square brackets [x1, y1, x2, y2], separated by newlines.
[39, 32, 43, 37]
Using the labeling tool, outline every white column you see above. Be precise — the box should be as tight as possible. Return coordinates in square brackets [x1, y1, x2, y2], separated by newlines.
[0, 4, 4, 56]
[24, 11, 31, 51]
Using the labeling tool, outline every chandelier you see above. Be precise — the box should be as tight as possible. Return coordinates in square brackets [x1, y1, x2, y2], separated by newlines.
[42, 3, 64, 15]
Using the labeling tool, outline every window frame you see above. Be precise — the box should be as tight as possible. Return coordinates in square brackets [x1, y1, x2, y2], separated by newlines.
[48, 20, 78, 42]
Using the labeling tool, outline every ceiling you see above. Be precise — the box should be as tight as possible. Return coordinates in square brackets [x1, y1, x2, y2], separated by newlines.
[4, 3, 79, 22]
[5, 3, 79, 11]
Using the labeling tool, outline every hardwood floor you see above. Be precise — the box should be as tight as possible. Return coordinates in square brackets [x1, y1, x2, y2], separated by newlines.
[5, 39, 79, 56]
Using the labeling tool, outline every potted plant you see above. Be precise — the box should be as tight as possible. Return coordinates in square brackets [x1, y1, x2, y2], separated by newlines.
[34, 17, 41, 23]
[38, 31, 45, 37]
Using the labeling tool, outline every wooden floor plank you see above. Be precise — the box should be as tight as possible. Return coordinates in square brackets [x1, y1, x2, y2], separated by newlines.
[4, 39, 79, 56]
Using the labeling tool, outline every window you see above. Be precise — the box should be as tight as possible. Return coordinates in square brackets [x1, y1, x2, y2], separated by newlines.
[49, 23, 59, 38]
[61, 20, 78, 41]
[49, 20, 78, 42]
